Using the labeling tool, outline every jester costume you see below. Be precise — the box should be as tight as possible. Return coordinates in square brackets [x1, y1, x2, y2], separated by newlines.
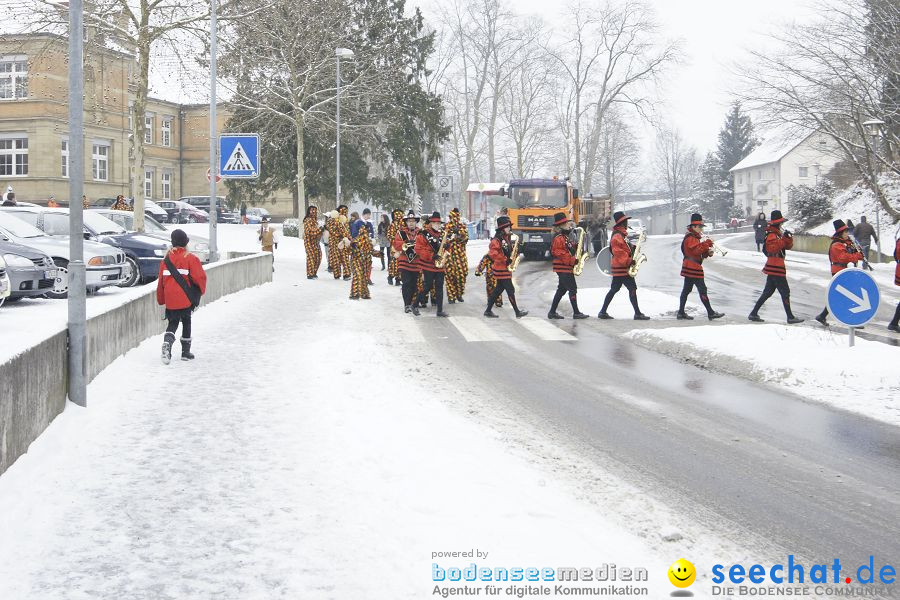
[303, 205, 322, 279]
[386, 209, 403, 285]
[350, 225, 376, 300]
[325, 211, 349, 279]
[475, 253, 502, 307]
[444, 208, 469, 303]
[337, 205, 352, 280]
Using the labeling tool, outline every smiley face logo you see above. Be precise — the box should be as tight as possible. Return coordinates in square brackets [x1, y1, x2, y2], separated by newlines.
[668, 558, 696, 588]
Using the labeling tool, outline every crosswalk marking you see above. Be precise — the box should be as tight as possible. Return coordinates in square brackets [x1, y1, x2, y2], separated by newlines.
[516, 317, 576, 341]
[448, 316, 503, 342]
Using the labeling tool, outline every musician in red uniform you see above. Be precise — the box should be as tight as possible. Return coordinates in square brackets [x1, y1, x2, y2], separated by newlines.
[597, 211, 649, 320]
[887, 236, 900, 332]
[483, 216, 529, 318]
[815, 219, 864, 326]
[415, 211, 449, 317]
[392, 211, 422, 315]
[548, 212, 587, 319]
[748, 209, 804, 323]
[677, 213, 725, 320]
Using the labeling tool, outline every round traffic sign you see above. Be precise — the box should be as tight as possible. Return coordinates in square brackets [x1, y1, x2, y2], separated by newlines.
[207, 168, 222, 183]
[825, 267, 881, 327]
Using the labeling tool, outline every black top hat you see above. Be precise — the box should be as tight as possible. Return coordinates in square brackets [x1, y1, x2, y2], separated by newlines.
[770, 210, 786, 224]
[496, 216, 512, 230]
[429, 211, 442, 222]
[554, 212, 570, 226]
[832, 219, 847, 234]
[613, 211, 629, 226]
[405, 210, 420, 222]
[690, 213, 704, 226]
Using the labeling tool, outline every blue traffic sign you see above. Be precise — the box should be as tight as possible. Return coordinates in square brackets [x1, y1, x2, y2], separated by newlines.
[219, 134, 259, 178]
[826, 267, 880, 327]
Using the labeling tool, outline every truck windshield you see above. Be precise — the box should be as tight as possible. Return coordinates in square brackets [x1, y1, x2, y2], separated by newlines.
[511, 186, 567, 209]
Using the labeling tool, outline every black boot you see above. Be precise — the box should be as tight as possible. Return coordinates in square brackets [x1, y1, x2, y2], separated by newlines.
[570, 294, 588, 319]
[708, 311, 725, 320]
[549, 288, 565, 319]
[509, 295, 528, 318]
[748, 313, 764, 322]
[411, 305, 421, 316]
[888, 304, 900, 332]
[180, 338, 194, 360]
[484, 309, 499, 318]
[548, 311, 564, 319]
[815, 310, 829, 326]
[161, 332, 175, 365]
[676, 311, 694, 320]
[388, 276, 394, 285]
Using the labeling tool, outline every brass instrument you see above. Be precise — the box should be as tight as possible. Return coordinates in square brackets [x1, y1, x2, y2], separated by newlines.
[509, 234, 523, 272]
[847, 234, 873, 270]
[702, 235, 728, 257]
[392, 241, 414, 260]
[627, 231, 647, 277]
[433, 224, 450, 269]
[573, 227, 590, 276]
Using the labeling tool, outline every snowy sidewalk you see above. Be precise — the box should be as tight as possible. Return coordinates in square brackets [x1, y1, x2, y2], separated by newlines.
[0, 231, 747, 599]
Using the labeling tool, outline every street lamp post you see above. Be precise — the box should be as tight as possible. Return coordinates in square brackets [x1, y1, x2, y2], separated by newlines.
[863, 118, 885, 262]
[335, 48, 355, 207]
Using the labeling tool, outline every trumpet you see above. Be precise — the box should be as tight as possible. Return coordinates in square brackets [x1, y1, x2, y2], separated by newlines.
[509, 234, 523, 272]
[702, 235, 728, 257]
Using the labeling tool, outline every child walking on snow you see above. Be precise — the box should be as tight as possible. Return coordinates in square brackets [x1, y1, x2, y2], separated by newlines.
[157, 229, 207, 364]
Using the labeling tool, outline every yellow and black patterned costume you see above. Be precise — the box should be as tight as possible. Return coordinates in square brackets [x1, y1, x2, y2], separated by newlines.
[386, 209, 403, 283]
[337, 205, 352, 280]
[303, 206, 323, 278]
[326, 212, 349, 279]
[350, 226, 376, 299]
[444, 208, 469, 302]
[475, 253, 502, 307]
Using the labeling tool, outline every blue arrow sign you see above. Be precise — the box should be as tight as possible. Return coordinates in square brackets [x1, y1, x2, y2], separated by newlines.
[826, 267, 880, 327]
[219, 134, 259, 178]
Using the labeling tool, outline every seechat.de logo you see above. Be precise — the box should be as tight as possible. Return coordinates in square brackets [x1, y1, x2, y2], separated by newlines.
[668, 558, 696, 588]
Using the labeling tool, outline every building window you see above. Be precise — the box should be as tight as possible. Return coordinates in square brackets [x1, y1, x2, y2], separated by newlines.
[737, 174, 743, 185]
[61, 139, 68, 178]
[144, 168, 154, 198]
[161, 171, 171, 200]
[799, 166, 808, 178]
[92, 143, 109, 181]
[0, 56, 28, 100]
[161, 118, 171, 147]
[144, 115, 154, 145]
[0, 136, 28, 176]
[757, 170, 762, 180]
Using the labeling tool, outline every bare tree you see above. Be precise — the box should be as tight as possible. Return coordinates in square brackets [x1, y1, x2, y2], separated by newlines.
[596, 106, 641, 200]
[655, 126, 697, 232]
[736, 0, 899, 219]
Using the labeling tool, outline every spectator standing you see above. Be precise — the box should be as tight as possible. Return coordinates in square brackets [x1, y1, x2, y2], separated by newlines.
[240, 202, 248, 224]
[753, 212, 767, 252]
[376, 214, 390, 270]
[47, 195, 59, 208]
[853, 216, 878, 261]
[729, 216, 739, 233]
[82, 195, 90, 209]
[156, 229, 207, 364]
[112, 194, 130, 211]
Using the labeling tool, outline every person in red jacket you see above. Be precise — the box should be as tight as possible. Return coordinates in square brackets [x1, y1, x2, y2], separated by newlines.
[677, 213, 725, 320]
[815, 219, 864, 326]
[887, 236, 900, 332]
[415, 211, 450, 317]
[597, 211, 649, 320]
[748, 210, 803, 323]
[156, 229, 207, 364]
[393, 211, 421, 315]
[548, 212, 587, 319]
[484, 216, 528, 318]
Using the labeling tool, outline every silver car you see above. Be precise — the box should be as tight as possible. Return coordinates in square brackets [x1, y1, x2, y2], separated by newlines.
[0, 211, 126, 299]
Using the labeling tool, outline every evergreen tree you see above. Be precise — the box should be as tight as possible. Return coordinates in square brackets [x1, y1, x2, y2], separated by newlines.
[716, 102, 758, 208]
[697, 151, 730, 224]
[786, 181, 835, 230]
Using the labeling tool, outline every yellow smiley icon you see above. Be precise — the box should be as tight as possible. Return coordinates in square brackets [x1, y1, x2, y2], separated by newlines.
[668, 558, 696, 588]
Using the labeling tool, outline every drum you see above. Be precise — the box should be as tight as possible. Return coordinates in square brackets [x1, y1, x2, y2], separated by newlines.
[595, 245, 613, 276]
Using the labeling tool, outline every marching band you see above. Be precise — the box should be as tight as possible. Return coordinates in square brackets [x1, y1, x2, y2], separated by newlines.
[298, 207, 898, 330]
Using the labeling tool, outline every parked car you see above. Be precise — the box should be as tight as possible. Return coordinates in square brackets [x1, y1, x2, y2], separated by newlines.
[179, 196, 237, 223]
[0, 238, 57, 302]
[245, 206, 271, 224]
[1, 206, 168, 287]
[93, 197, 170, 223]
[91, 209, 210, 263]
[0, 256, 9, 308]
[627, 218, 646, 242]
[156, 200, 209, 224]
[0, 211, 126, 298]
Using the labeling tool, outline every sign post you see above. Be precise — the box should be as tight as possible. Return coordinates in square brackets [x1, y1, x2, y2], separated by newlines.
[826, 268, 881, 347]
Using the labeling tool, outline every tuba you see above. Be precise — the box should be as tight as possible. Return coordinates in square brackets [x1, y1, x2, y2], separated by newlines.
[433, 225, 450, 269]
[573, 227, 590, 276]
[627, 230, 647, 277]
[508, 234, 523, 272]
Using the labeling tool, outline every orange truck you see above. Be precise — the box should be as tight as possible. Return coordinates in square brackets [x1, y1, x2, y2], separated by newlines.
[500, 177, 612, 258]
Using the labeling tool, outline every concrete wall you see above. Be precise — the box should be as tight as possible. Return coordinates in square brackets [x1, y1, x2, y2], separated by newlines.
[793, 234, 893, 263]
[0, 251, 273, 475]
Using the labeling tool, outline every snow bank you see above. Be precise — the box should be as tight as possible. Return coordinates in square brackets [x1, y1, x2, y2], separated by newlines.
[625, 324, 900, 426]
[806, 175, 900, 246]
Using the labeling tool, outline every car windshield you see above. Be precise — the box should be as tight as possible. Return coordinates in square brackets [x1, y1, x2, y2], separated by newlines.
[510, 186, 568, 209]
[83, 211, 126, 235]
[144, 215, 166, 232]
[0, 211, 46, 238]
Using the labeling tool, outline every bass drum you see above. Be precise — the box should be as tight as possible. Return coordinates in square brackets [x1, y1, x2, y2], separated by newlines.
[595, 245, 613, 276]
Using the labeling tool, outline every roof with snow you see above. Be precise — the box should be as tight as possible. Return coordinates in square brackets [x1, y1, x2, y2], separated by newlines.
[465, 182, 507, 193]
[729, 132, 813, 172]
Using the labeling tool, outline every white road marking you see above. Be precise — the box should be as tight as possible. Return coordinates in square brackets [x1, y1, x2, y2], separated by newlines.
[448, 316, 503, 342]
[516, 317, 576, 341]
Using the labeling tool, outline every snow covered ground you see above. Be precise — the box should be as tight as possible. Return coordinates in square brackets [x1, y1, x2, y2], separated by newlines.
[625, 324, 900, 427]
[0, 228, 778, 599]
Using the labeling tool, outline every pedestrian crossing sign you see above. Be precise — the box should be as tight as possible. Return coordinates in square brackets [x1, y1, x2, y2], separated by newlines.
[219, 134, 260, 178]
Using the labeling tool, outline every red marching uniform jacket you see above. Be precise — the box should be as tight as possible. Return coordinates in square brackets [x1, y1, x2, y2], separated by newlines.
[610, 226, 633, 277]
[156, 247, 207, 310]
[894, 238, 900, 286]
[828, 237, 863, 275]
[489, 234, 513, 280]
[680, 231, 714, 279]
[392, 227, 420, 272]
[415, 228, 444, 273]
[551, 232, 577, 274]
[762, 226, 793, 276]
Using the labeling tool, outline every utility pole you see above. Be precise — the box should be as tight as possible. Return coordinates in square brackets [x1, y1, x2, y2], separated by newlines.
[67, 0, 87, 406]
[208, 0, 219, 262]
